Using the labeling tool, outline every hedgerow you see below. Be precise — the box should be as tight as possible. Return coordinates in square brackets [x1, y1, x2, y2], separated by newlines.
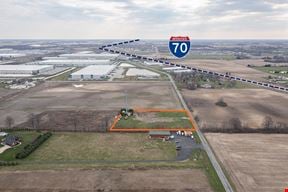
[16, 132, 52, 159]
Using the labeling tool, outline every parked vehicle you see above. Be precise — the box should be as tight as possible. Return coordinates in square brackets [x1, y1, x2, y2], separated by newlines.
[176, 144, 182, 150]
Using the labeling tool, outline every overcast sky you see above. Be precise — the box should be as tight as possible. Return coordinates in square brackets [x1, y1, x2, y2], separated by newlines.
[0, 0, 287, 39]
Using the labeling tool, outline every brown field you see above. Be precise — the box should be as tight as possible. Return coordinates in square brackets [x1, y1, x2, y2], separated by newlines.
[182, 88, 288, 128]
[205, 133, 288, 192]
[0, 88, 22, 101]
[0, 169, 213, 192]
[19, 110, 116, 131]
[170, 59, 271, 81]
[0, 81, 182, 128]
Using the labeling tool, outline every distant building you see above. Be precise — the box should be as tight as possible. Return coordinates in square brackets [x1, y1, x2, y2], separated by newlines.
[201, 84, 212, 89]
[36, 52, 119, 67]
[70, 65, 116, 80]
[58, 53, 119, 60]
[0, 132, 8, 137]
[35, 59, 113, 67]
[144, 61, 163, 66]
[4, 135, 20, 147]
[0, 65, 54, 76]
[126, 68, 160, 78]
[163, 67, 182, 71]
[119, 63, 135, 68]
[0, 53, 26, 58]
[173, 69, 192, 73]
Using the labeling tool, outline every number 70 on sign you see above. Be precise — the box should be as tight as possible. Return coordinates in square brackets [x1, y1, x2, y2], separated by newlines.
[171, 42, 188, 53]
[169, 36, 191, 58]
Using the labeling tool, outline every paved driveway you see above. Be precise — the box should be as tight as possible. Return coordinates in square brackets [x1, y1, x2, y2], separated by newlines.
[173, 134, 203, 161]
[0, 145, 11, 154]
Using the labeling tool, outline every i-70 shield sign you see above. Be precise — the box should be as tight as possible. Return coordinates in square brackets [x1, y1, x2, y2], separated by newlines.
[169, 36, 190, 58]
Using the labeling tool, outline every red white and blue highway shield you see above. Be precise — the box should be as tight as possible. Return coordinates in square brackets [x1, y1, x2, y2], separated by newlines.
[169, 36, 190, 58]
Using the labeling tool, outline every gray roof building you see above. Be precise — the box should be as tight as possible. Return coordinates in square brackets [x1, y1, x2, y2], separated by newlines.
[4, 135, 20, 146]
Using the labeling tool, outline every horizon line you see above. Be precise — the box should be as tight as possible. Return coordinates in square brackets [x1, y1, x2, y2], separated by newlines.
[0, 38, 288, 41]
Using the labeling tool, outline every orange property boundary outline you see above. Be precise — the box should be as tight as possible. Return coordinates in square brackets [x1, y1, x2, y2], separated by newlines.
[109, 108, 196, 132]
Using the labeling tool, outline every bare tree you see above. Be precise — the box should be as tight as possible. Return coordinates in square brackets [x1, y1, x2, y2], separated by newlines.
[36, 115, 41, 130]
[187, 81, 197, 90]
[103, 116, 110, 132]
[200, 122, 207, 130]
[228, 118, 242, 129]
[222, 120, 231, 130]
[29, 113, 36, 129]
[262, 116, 274, 129]
[5, 116, 14, 129]
[194, 115, 200, 123]
[29, 113, 41, 130]
[72, 116, 79, 132]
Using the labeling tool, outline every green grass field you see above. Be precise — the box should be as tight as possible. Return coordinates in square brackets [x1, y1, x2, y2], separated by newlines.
[2, 147, 225, 192]
[0, 131, 41, 161]
[191, 149, 225, 192]
[0, 131, 226, 192]
[25, 132, 176, 162]
[252, 66, 288, 77]
[115, 111, 192, 129]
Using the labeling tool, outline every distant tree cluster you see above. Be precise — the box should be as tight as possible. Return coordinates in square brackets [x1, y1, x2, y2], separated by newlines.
[171, 72, 238, 90]
[171, 72, 218, 90]
[263, 55, 288, 63]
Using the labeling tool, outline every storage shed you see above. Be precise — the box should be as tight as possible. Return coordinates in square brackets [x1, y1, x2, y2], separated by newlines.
[149, 131, 171, 139]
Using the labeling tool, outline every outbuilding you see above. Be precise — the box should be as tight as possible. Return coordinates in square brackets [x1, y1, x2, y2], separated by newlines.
[0, 132, 8, 137]
[149, 131, 171, 139]
[126, 68, 160, 79]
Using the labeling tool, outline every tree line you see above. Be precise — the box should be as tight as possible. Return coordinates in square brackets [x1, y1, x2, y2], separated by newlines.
[200, 116, 288, 134]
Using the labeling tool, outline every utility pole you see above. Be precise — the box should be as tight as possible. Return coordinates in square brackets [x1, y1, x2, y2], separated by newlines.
[124, 90, 128, 111]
